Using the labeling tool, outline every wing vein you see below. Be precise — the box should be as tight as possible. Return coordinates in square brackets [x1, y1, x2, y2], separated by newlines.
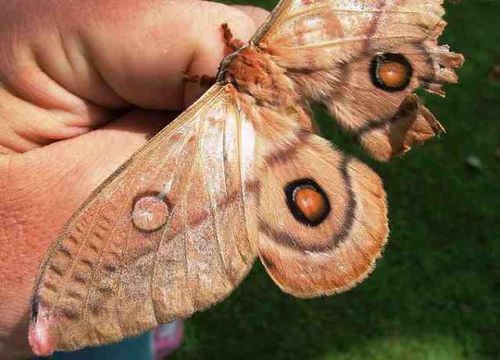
[226, 107, 250, 266]
[180, 118, 205, 309]
[52, 199, 106, 317]
[282, 5, 433, 24]
[199, 118, 229, 278]
[236, 109, 253, 256]
[148, 128, 194, 323]
[280, 35, 422, 50]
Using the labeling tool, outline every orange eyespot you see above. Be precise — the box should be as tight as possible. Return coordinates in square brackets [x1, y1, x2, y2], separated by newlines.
[371, 53, 412, 92]
[285, 178, 331, 226]
[378, 62, 408, 88]
[294, 186, 328, 223]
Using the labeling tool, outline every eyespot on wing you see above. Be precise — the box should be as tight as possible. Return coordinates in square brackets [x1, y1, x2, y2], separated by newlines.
[257, 133, 388, 297]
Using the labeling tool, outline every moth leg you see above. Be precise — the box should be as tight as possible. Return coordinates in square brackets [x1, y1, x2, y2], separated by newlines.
[221, 23, 245, 51]
[183, 73, 216, 87]
[182, 23, 243, 87]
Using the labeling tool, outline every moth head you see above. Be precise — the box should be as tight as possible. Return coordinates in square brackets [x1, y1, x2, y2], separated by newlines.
[370, 53, 413, 92]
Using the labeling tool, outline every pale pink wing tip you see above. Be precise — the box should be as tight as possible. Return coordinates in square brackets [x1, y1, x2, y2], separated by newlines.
[29, 315, 55, 356]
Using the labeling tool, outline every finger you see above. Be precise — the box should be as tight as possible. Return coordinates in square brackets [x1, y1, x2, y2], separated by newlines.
[1, 1, 265, 130]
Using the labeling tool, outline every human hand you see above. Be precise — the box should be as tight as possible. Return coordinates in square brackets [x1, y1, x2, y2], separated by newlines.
[0, 1, 267, 357]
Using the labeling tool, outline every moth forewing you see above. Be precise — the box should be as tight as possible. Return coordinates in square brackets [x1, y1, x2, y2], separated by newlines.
[29, 84, 259, 355]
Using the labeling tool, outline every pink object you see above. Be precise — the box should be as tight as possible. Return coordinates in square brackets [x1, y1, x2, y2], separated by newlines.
[153, 321, 184, 360]
[28, 306, 55, 356]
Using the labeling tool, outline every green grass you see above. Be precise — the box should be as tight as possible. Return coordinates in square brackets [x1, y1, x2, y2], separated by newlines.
[172, 1, 500, 359]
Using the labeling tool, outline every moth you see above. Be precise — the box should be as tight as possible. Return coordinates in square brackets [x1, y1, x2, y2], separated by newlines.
[29, 0, 464, 355]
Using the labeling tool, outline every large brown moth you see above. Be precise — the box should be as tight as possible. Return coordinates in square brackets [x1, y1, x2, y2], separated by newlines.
[28, 0, 464, 355]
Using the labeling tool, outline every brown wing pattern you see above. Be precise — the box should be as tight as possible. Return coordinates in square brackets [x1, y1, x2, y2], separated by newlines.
[256, 129, 388, 297]
[29, 84, 259, 354]
[252, 0, 464, 161]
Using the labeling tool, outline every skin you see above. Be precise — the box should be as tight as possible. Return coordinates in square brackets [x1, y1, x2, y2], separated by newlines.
[0, 1, 267, 357]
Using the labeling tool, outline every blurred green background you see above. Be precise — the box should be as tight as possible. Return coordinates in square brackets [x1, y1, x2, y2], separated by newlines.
[172, 0, 500, 359]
